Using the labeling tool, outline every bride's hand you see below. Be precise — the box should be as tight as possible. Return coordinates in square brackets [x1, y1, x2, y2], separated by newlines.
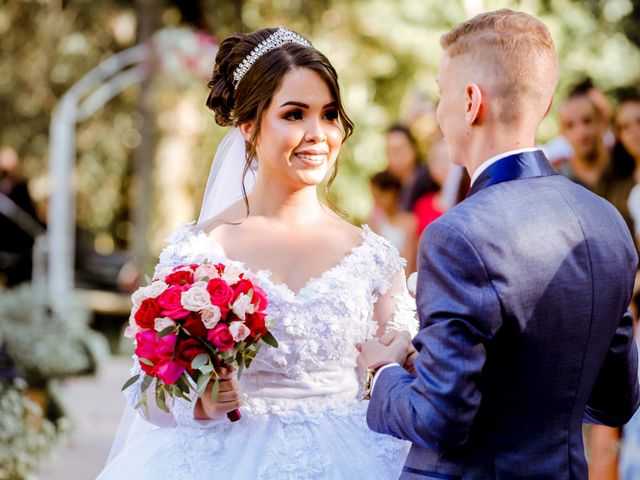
[379, 330, 417, 376]
[194, 367, 242, 420]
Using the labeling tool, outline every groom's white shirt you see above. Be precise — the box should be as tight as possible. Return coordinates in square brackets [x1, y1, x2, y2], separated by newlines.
[370, 147, 541, 394]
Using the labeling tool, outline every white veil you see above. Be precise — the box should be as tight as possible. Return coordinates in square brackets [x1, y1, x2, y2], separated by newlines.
[197, 127, 257, 225]
[103, 127, 256, 471]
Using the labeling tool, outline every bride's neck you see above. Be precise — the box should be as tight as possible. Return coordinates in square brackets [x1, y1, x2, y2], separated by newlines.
[248, 180, 325, 225]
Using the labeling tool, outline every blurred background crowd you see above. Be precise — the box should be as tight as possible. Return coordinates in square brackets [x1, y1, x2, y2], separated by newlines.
[2, 0, 640, 479]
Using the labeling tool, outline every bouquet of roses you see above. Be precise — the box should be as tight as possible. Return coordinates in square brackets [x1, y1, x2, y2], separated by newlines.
[122, 261, 277, 422]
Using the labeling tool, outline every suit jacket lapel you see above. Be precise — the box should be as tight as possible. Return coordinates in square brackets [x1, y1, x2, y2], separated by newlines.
[468, 150, 558, 197]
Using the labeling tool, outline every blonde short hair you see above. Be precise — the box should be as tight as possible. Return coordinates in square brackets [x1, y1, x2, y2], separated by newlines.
[441, 9, 558, 123]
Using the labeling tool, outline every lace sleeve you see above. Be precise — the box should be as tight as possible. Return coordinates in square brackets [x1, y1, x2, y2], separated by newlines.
[369, 231, 418, 337]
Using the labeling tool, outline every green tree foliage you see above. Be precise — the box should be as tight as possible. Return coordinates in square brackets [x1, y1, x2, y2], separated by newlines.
[1, 0, 639, 254]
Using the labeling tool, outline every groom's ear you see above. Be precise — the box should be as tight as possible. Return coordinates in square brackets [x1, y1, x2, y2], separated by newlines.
[238, 121, 255, 142]
[465, 83, 483, 126]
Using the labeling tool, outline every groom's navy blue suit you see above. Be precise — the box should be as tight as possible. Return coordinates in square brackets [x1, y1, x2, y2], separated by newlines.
[368, 151, 640, 479]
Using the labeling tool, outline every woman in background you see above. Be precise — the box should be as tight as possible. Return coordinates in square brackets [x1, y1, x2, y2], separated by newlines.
[384, 123, 437, 212]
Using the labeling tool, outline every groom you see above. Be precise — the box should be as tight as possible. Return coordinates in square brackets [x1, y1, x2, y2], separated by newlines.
[357, 9, 639, 479]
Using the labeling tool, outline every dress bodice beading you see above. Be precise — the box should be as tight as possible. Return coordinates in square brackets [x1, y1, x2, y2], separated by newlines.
[127, 223, 418, 422]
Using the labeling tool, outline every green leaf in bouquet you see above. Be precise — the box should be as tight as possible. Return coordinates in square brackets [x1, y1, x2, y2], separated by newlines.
[141, 374, 153, 394]
[157, 326, 176, 339]
[139, 357, 154, 366]
[176, 375, 192, 394]
[237, 357, 245, 379]
[199, 364, 214, 375]
[211, 377, 220, 402]
[144, 274, 152, 284]
[260, 331, 279, 348]
[155, 387, 170, 413]
[196, 372, 212, 396]
[121, 374, 140, 391]
[191, 353, 209, 371]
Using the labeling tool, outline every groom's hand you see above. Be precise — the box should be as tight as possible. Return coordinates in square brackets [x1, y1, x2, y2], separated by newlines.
[355, 331, 411, 373]
[379, 330, 418, 375]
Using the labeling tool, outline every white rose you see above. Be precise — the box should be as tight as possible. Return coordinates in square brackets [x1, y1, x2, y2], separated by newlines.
[131, 289, 145, 307]
[232, 293, 256, 320]
[229, 321, 250, 342]
[141, 280, 168, 299]
[201, 306, 222, 329]
[181, 285, 213, 312]
[124, 316, 140, 338]
[221, 264, 243, 285]
[154, 317, 176, 332]
[194, 263, 220, 282]
[154, 267, 173, 282]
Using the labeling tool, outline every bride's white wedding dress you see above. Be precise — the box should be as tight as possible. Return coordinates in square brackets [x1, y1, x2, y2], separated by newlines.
[98, 223, 417, 479]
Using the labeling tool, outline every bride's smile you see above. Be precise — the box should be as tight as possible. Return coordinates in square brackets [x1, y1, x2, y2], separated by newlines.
[241, 67, 343, 188]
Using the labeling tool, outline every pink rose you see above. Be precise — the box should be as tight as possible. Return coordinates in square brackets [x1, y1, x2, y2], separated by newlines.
[206, 278, 233, 311]
[207, 323, 235, 352]
[134, 298, 162, 330]
[134, 331, 181, 382]
[135, 330, 160, 373]
[252, 285, 268, 311]
[155, 360, 185, 385]
[158, 285, 190, 319]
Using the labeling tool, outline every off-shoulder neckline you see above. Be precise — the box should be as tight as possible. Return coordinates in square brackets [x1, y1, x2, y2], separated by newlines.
[182, 223, 376, 299]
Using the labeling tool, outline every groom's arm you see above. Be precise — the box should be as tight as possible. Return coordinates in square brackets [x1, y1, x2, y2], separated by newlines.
[367, 221, 502, 450]
[583, 308, 640, 426]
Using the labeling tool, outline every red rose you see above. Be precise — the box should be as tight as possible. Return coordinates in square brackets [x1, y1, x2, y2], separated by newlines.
[207, 323, 235, 352]
[134, 298, 162, 329]
[232, 280, 267, 311]
[175, 338, 209, 373]
[182, 313, 207, 338]
[158, 285, 190, 319]
[207, 278, 233, 310]
[232, 279, 253, 300]
[165, 269, 194, 285]
[245, 311, 268, 338]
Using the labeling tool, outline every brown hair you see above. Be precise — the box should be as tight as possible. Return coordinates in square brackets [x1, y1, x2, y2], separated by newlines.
[206, 28, 354, 215]
[441, 9, 558, 124]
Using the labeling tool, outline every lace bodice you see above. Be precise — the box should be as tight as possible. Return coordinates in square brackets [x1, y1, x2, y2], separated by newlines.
[125, 223, 417, 427]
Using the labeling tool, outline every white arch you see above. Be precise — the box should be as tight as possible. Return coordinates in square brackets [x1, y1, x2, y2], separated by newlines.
[47, 44, 149, 314]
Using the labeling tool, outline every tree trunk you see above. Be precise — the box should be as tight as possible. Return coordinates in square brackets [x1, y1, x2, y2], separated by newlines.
[130, 0, 160, 278]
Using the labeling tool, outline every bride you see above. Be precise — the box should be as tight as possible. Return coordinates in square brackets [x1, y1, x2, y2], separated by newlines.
[98, 27, 417, 479]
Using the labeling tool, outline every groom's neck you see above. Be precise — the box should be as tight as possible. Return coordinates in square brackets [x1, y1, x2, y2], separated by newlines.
[462, 127, 537, 179]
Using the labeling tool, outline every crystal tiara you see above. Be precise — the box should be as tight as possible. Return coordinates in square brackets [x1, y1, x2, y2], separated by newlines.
[232, 27, 312, 89]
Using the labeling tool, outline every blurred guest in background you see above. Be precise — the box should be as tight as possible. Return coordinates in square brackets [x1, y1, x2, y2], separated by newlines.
[384, 123, 437, 212]
[0, 146, 42, 286]
[368, 170, 417, 273]
[543, 78, 614, 166]
[557, 90, 610, 191]
[413, 137, 451, 237]
[616, 90, 640, 247]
